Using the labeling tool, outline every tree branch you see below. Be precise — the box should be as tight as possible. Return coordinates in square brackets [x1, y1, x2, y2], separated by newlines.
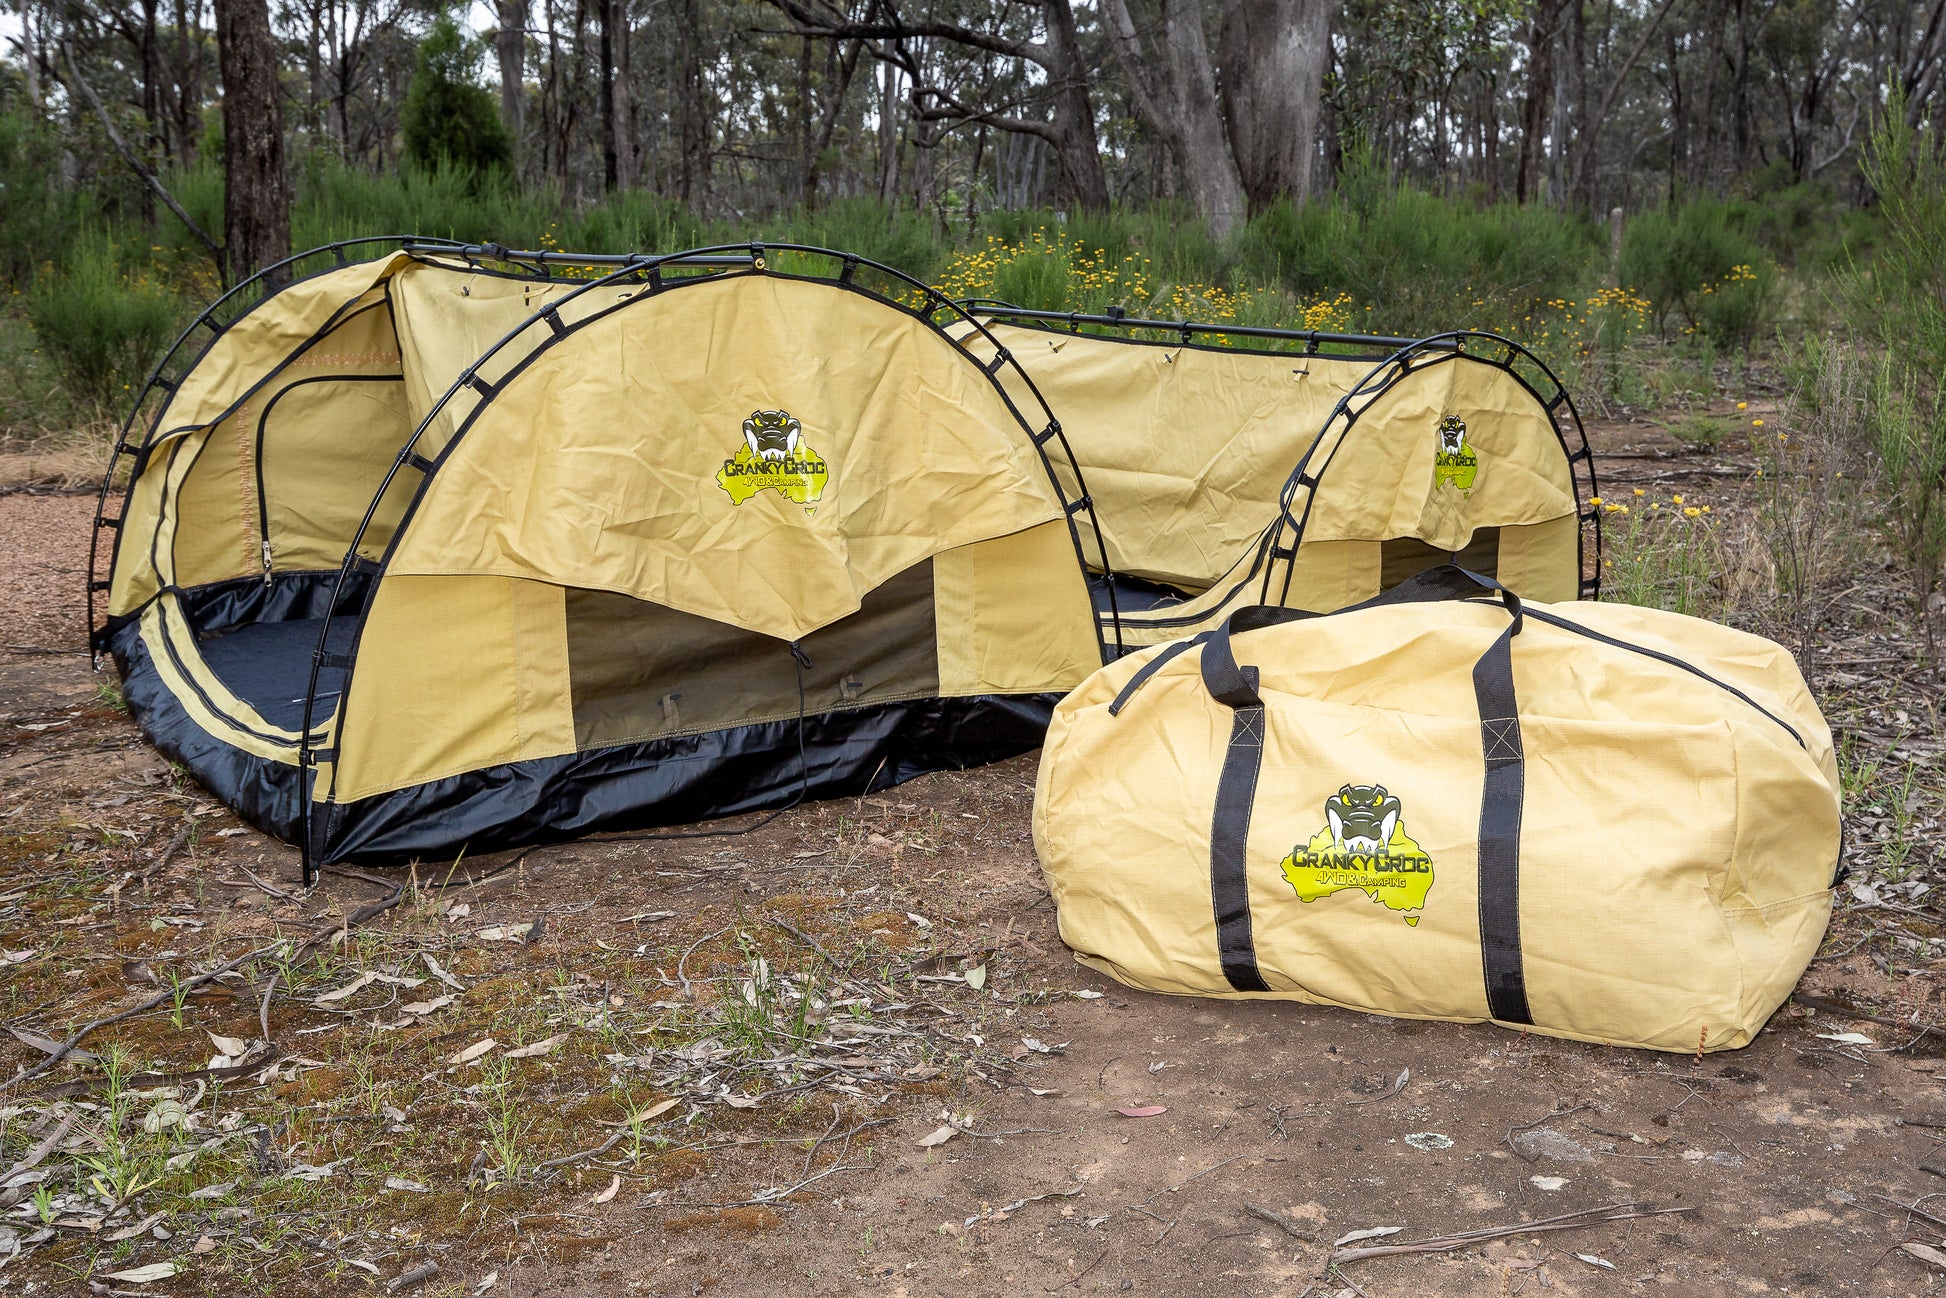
[61, 41, 224, 276]
[1094, 0, 1176, 148]
[765, 0, 1049, 67]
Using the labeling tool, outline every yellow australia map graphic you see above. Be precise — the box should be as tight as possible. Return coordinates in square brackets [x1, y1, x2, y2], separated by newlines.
[1432, 414, 1478, 493]
[1279, 784, 1434, 926]
[715, 409, 829, 509]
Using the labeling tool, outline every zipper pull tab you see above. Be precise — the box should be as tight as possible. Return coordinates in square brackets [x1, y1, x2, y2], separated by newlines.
[261, 540, 273, 585]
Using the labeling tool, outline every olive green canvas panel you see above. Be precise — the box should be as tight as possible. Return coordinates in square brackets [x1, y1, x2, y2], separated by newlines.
[1379, 528, 1501, 589]
[565, 560, 939, 750]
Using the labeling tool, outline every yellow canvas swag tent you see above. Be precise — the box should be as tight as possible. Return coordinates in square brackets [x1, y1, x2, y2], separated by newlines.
[955, 306, 1600, 653]
[91, 242, 1112, 875]
[88, 240, 1602, 876]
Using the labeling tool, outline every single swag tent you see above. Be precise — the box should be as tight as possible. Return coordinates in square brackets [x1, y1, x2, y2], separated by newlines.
[90, 243, 1107, 870]
[953, 310, 1600, 652]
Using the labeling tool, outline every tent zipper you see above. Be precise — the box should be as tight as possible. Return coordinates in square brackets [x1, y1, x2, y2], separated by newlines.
[254, 405, 273, 585]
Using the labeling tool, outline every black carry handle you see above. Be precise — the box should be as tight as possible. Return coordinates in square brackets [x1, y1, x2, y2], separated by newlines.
[1114, 565, 1515, 717]
[1194, 564, 1535, 1023]
[1200, 565, 1521, 708]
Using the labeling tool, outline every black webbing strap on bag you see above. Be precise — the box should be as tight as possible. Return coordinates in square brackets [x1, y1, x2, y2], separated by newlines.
[1467, 581, 1533, 1025]
[1198, 622, 1286, 992]
[1192, 564, 1534, 1018]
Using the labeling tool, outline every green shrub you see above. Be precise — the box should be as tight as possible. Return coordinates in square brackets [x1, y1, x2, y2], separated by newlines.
[1617, 197, 1778, 347]
[755, 199, 948, 282]
[25, 241, 182, 413]
[292, 156, 546, 248]
[401, 15, 514, 180]
[566, 191, 705, 256]
[1237, 167, 1600, 337]
[1846, 97, 1946, 628]
[0, 111, 84, 288]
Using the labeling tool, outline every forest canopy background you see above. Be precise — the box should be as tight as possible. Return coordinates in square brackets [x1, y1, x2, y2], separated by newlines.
[0, 0, 1940, 484]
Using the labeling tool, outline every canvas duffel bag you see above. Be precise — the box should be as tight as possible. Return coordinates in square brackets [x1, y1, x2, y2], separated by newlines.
[1033, 567, 1840, 1052]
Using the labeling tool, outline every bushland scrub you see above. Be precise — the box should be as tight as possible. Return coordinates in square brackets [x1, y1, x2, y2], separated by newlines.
[0, 108, 1864, 456]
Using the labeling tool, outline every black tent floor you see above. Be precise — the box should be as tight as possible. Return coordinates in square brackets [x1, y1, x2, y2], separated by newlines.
[196, 616, 356, 732]
[1088, 571, 1194, 615]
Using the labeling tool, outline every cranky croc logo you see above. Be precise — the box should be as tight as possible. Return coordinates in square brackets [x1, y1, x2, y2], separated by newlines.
[715, 409, 829, 511]
[1432, 414, 1478, 493]
[1280, 784, 1435, 926]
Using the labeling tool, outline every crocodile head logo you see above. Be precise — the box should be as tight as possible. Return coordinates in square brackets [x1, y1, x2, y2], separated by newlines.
[1325, 784, 1402, 856]
[743, 410, 802, 461]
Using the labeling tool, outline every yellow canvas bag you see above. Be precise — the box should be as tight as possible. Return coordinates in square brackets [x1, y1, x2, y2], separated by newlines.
[1033, 567, 1840, 1052]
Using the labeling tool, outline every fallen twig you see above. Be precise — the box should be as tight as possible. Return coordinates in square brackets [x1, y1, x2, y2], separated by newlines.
[384, 1260, 439, 1292]
[951, 1121, 1065, 1139]
[32, 1050, 285, 1099]
[677, 926, 733, 998]
[0, 1111, 75, 1182]
[1245, 1201, 1316, 1241]
[769, 917, 848, 969]
[801, 1105, 844, 1181]
[1046, 1249, 1107, 1291]
[289, 879, 406, 966]
[1872, 1192, 1946, 1233]
[1332, 1202, 1694, 1264]
[1794, 993, 1942, 1045]
[1, 941, 284, 1091]
[1504, 1101, 1593, 1162]
[139, 819, 193, 885]
[234, 865, 297, 901]
[1347, 1067, 1409, 1106]
[648, 1157, 872, 1210]
[536, 1131, 627, 1172]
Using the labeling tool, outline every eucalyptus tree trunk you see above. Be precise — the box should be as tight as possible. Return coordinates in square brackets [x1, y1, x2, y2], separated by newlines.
[1515, 0, 1562, 204]
[1218, 0, 1331, 213]
[213, 0, 290, 284]
[1043, 0, 1110, 211]
[497, 0, 528, 142]
[1100, 0, 1245, 237]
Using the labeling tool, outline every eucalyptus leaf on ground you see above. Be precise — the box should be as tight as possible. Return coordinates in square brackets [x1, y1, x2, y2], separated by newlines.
[100, 1261, 178, 1283]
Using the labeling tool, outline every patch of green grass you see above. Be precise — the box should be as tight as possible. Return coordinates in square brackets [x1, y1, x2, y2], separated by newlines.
[1669, 413, 1734, 449]
[1598, 491, 1723, 618]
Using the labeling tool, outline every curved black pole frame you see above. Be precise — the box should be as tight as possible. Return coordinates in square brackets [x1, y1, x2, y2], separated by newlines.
[83, 234, 675, 658]
[956, 298, 1427, 356]
[294, 242, 1118, 882]
[1262, 330, 1601, 608]
[951, 309, 1599, 627]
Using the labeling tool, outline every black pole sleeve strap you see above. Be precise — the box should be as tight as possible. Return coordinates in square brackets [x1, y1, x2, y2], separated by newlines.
[1191, 563, 1535, 1016]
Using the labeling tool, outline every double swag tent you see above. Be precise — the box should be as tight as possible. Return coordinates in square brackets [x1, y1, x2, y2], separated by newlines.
[87, 240, 1599, 876]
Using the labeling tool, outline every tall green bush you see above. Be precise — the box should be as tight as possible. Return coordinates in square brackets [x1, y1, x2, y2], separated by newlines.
[402, 15, 514, 180]
[1237, 160, 1599, 337]
[1846, 96, 1946, 631]
[0, 111, 84, 288]
[1617, 197, 1778, 347]
[24, 241, 182, 413]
